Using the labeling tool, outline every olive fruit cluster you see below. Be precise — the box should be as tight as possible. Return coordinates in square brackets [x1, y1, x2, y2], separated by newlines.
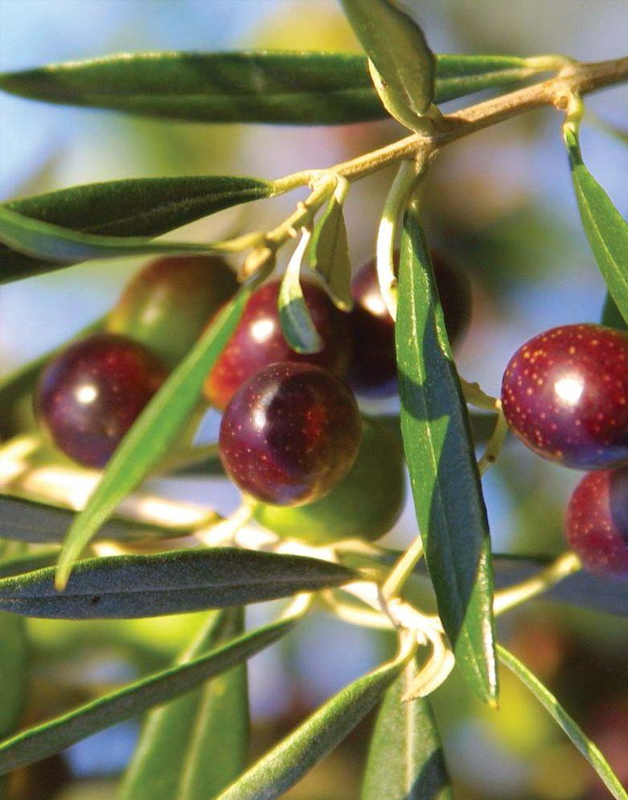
[35, 255, 238, 468]
[501, 323, 628, 577]
[34, 249, 472, 544]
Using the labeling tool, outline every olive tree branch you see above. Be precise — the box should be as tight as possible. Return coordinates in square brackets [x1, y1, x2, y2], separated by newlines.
[270, 56, 628, 192]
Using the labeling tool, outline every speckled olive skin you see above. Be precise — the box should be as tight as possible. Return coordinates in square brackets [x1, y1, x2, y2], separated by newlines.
[35, 333, 167, 468]
[253, 415, 405, 543]
[501, 324, 628, 470]
[565, 467, 628, 577]
[107, 255, 238, 369]
[219, 362, 361, 506]
[347, 251, 472, 396]
[204, 278, 352, 411]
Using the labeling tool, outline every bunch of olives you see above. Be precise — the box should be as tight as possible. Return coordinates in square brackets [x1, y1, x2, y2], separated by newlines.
[501, 323, 628, 577]
[34, 250, 472, 546]
[34, 250, 628, 568]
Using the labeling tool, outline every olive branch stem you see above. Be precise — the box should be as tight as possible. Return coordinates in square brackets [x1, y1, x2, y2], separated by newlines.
[270, 56, 628, 196]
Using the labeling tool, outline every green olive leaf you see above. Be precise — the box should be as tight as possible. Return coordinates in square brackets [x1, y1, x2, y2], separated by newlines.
[0, 607, 303, 776]
[0, 548, 354, 619]
[340, 0, 435, 129]
[564, 127, 628, 325]
[0, 175, 270, 283]
[119, 609, 249, 800]
[55, 288, 250, 589]
[278, 230, 324, 354]
[0, 206, 240, 284]
[215, 640, 414, 800]
[0, 550, 59, 580]
[0, 52, 546, 126]
[308, 184, 353, 311]
[0, 611, 28, 797]
[395, 206, 498, 705]
[0, 613, 28, 737]
[602, 292, 628, 331]
[0, 494, 197, 546]
[499, 645, 628, 800]
[361, 659, 453, 800]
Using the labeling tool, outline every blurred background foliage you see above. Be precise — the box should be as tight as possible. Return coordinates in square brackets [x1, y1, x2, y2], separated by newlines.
[0, 1, 627, 798]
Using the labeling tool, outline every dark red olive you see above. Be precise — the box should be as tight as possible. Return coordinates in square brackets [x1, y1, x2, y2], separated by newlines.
[219, 362, 361, 505]
[565, 467, 628, 577]
[501, 324, 628, 470]
[347, 250, 472, 396]
[35, 333, 167, 468]
[204, 278, 352, 411]
[107, 255, 238, 369]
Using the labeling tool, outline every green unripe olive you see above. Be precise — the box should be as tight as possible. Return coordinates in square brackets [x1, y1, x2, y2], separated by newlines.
[253, 416, 405, 544]
[107, 255, 238, 369]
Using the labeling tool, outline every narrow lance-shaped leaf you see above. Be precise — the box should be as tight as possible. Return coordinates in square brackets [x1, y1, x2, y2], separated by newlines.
[0, 175, 272, 283]
[0, 548, 354, 619]
[0, 614, 29, 799]
[0, 494, 198, 546]
[0, 207, 234, 283]
[279, 229, 323, 354]
[0, 51, 550, 126]
[499, 645, 628, 800]
[340, 0, 435, 130]
[395, 206, 497, 704]
[0, 606, 304, 776]
[362, 660, 453, 800]
[216, 637, 415, 800]
[308, 181, 353, 311]
[0, 550, 59, 580]
[119, 609, 249, 800]
[602, 292, 628, 332]
[564, 127, 628, 325]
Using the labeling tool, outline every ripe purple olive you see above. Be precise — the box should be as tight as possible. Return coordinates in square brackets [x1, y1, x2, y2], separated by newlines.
[501, 324, 628, 470]
[204, 278, 352, 411]
[107, 255, 238, 369]
[219, 362, 361, 506]
[565, 467, 628, 578]
[347, 251, 472, 396]
[253, 415, 405, 543]
[35, 333, 167, 468]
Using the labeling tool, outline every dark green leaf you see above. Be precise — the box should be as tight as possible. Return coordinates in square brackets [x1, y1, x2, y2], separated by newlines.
[216, 642, 413, 800]
[279, 232, 323, 354]
[0, 612, 29, 798]
[564, 127, 628, 324]
[0, 614, 28, 737]
[0, 206, 235, 284]
[0, 176, 271, 283]
[362, 660, 452, 800]
[0, 317, 103, 438]
[0, 494, 194, 545]
[0, 608, 302, 775]
[602, 292, 628, 331]
[0, 52, 546, 126]
[308, 190, 353, 311]
[56, 288, 249, 588]
[499, 645, 628, 800]
[119, 609, 249, 800]
[0, 547, 354, 619]
[395, 207, 497, 705]
[340, 0, 435, 129]
[0, 549, 59, 580]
